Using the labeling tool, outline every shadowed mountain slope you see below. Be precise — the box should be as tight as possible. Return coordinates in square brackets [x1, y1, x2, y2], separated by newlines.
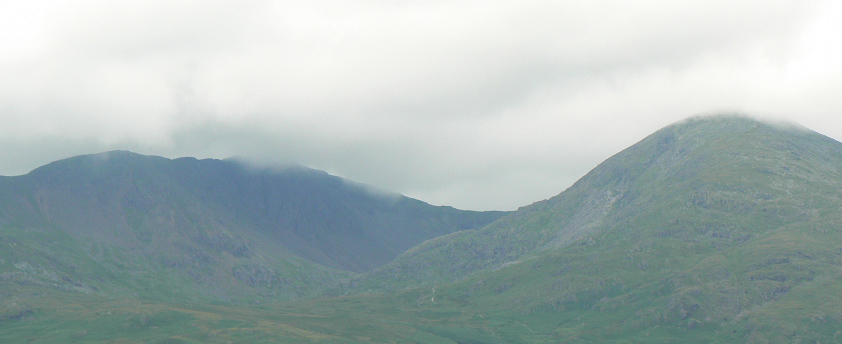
[0, 152, 506, 301]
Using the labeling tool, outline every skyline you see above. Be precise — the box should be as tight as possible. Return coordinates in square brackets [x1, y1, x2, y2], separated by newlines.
[2, 1, 841, 210]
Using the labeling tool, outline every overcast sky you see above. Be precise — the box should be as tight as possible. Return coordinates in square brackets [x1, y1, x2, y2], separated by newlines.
[1, 1, 841, 210]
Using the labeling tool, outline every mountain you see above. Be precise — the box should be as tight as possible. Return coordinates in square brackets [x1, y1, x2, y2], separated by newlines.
[4, 114, 842, 343]
[351, 116, 836, 286]
[334, 115, 842, 342]
[0, 151, 506, 302]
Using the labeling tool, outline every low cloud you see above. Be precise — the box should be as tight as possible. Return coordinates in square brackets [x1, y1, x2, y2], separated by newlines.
[1, 0, 840, 210]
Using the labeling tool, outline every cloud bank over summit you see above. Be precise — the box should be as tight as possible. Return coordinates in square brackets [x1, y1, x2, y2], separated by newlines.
[1, 0, 841, 210]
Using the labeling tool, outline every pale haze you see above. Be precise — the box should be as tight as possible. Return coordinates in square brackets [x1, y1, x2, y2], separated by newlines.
[1, 0, 841, 210]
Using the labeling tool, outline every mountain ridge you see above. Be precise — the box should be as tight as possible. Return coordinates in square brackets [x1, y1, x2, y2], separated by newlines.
[0, 150, 508, 302]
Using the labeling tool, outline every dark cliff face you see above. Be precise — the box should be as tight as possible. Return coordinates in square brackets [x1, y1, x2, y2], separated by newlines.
[0, 151, 507, 300]
[157, 156, 508, 272]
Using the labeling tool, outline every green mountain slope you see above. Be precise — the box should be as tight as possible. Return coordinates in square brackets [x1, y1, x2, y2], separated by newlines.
[0, 152, 506, 303]
[354, 116, 842, 288]
[330, 115, 842, 342]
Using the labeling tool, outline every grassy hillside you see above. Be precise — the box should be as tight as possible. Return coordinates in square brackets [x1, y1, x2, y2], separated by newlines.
[334, 115, 842, 342]
[352, 116, 842, 289]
